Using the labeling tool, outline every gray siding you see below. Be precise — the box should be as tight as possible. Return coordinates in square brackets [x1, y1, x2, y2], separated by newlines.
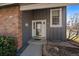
[22, 11, 33, 47]
[21, 6, 66, 46]
[33, 7, 66, 41]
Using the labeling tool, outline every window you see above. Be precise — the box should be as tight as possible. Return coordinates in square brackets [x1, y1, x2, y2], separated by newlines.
[50, 8, 62, 27]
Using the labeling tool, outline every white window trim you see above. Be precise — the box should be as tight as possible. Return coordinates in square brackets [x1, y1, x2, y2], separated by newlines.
[50, 8, 62, 27]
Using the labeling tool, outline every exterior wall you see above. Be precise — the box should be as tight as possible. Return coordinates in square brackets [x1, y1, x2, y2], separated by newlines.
[33, 7, 66, 41]
[22, 6, 66, 43]
[21, 11, 33, 47]
[0, 5, 22, 49]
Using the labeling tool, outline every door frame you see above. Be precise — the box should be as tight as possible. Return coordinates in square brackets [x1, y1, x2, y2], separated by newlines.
[32, 19, 46, 38]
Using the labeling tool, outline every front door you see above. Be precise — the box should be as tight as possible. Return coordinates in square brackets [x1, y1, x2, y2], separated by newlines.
[32, 20, 46, 38]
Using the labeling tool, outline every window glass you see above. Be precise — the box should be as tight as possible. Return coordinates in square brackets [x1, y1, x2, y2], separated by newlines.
[50, 8, 62, 27]
[52, 10, 60, 25]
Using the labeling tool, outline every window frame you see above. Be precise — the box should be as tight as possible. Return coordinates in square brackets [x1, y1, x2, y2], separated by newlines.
[50, 8, 62, 27]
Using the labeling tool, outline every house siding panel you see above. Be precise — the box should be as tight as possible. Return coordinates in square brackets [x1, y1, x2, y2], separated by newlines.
[21, 6, 66, 46]
[21, 11, 33, 47]
[33, 7, 66, 41]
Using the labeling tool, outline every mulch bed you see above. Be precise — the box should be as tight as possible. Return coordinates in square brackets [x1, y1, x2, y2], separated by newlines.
[48, 46, 79, 56]
[43, 42, 79, 56]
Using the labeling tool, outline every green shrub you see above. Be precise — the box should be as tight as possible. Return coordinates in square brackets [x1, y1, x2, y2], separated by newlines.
[0, 35, 17, 56]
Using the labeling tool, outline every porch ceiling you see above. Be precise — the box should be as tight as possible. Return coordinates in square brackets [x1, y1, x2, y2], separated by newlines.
[0, 3, 14, 6]
[20, 3, 74, 11]
[0, 3, 78, 11]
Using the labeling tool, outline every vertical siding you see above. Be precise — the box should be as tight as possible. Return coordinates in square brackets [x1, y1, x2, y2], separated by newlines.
[33, 9, 50, 41]
[33, 7, 66, 41]
[49, 7, 66, 41]
[21, 6, 66, 45]
[22, 11, 33, 47]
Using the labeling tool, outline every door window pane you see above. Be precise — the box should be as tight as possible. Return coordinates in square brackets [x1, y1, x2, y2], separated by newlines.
[36, 22, 42, 36]
[33, 22, 35, 29]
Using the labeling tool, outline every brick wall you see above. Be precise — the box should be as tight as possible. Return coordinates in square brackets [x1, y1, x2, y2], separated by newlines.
[0, 5, 22, 49]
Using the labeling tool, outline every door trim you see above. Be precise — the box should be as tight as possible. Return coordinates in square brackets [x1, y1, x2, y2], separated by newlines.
[32, 19, 46, 39]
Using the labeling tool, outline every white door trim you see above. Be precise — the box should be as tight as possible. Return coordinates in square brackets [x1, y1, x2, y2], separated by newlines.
[32, 20, 46, 38]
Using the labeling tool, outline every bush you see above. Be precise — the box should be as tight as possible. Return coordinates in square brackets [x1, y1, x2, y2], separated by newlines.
[0, 35, 17, 56]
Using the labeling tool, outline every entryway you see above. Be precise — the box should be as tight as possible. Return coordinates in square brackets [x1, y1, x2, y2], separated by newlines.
[32, 20, 46, 40]
[20, 20, 47, 56]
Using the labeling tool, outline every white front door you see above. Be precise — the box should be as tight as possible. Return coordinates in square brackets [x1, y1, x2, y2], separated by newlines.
[32, 20, 46, 38]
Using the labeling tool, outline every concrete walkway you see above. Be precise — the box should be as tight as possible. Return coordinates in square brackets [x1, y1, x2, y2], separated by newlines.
[20, 44, 42, 56]
[20, 39, 47, 56]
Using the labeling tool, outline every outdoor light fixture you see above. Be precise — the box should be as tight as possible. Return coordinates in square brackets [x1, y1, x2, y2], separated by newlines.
[25, 23, 28, 27]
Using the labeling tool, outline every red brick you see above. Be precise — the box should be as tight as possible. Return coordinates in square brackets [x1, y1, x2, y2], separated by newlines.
[0, 5, 22, 49]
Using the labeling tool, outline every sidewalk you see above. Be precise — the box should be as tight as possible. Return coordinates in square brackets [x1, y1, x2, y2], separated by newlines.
[20, 44, 42, 56]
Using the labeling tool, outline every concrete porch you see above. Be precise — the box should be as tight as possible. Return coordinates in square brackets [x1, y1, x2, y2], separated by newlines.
[20, 44, 42, 56]
[20, 38, 47, 56]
